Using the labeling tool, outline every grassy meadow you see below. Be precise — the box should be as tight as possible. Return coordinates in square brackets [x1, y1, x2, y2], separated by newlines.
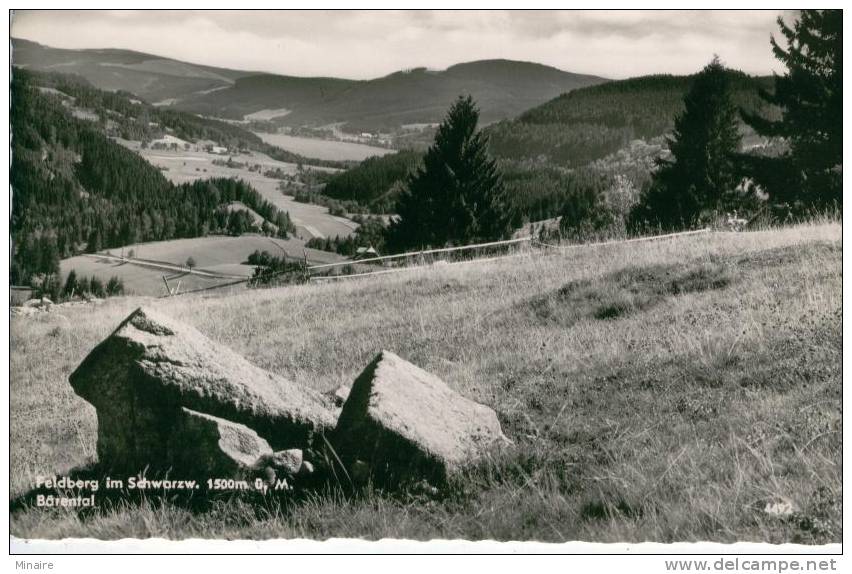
[253, 131, 395, 162]
[59, 234, 345, 297]
[10, 222, 841, 543]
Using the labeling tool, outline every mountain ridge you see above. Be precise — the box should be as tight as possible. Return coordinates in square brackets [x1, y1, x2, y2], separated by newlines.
[12, 38, 608, 131]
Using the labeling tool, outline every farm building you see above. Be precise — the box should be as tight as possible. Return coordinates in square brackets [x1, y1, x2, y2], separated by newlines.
[150, 134, 190, 148]
[354, 246, 379, 260]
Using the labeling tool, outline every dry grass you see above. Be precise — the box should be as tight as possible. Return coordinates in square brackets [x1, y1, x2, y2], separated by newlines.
[10, 222, 841, 542]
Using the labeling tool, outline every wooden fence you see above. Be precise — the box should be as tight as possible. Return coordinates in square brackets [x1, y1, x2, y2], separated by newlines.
[161, 228, 713, 296]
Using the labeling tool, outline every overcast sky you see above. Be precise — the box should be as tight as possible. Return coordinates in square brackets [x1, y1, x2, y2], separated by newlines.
[10, 10, 793, 80]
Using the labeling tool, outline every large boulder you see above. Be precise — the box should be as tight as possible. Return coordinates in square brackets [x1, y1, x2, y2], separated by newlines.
[69, 307, 335, 471]
[332, 351, 510, 486]
[167, 408, 273, 477]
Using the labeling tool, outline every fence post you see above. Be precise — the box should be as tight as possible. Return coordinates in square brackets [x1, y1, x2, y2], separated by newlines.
[303, 249, 309, 283]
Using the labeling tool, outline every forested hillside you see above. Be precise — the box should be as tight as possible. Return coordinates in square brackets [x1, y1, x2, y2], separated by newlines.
[487, 72, 774, 167]
[10, 72, 294, 286]
[172, 73, 357, 121]
[321, 150, 423, 212]
[312, 71, 776, 224]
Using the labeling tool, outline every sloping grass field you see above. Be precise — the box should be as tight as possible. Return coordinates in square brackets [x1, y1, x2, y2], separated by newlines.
[10, 222, 841, 543]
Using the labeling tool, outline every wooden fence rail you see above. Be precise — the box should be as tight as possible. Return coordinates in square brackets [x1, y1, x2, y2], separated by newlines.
[533, 228, 711, 250]
[306, 236, 534, 271]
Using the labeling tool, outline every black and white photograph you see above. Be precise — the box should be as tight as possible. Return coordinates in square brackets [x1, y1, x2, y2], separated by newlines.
[5, 5, 844, 559]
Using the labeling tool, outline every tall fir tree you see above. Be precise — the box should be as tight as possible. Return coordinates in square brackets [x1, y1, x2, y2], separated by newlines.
[388, 96, 515, 251]
[634, 57, 743, 229]
[741, 10, 841, 211]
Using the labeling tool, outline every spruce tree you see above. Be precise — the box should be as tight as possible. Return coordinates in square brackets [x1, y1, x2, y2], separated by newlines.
[63, 270, 78, 297]
[741, 10, 841, 210]
[388, 95, 515, 251]
[635, 57, 742, 229]
[86, 229, 102, 253]
[89, 276, 105, 298]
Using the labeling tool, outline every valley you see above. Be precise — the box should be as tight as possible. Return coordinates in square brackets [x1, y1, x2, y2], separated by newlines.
[52, 138, 362, 296]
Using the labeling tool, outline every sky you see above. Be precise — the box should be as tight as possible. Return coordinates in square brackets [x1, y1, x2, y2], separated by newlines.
[10, 10, 794, 80]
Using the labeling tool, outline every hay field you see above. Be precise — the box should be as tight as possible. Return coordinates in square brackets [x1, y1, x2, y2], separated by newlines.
[253, 132, 394, 162]
[11, 222, 841, 542]
[60, 234, 345, 297]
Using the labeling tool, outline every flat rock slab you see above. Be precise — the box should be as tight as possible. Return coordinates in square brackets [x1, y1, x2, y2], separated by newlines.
[168, 408, 273, 477]
[69, 306, 335, 471]
[333, 350, 510, 486]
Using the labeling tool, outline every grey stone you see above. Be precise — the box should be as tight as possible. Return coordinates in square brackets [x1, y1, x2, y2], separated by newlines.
[333, 350, 511, 486]
[69, 307, 335, 471]
[167, 408, 272, 476]
[262, 449, 303, 476]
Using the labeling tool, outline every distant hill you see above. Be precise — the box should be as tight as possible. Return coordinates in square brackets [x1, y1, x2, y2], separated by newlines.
[486, 72, 775, 168]
[304, 60, 604, 130]
[11, 38, 255, 103]
[11, 39, 607, 131]
[171, 73, 358, 120]
[179, 60, 606, 130]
